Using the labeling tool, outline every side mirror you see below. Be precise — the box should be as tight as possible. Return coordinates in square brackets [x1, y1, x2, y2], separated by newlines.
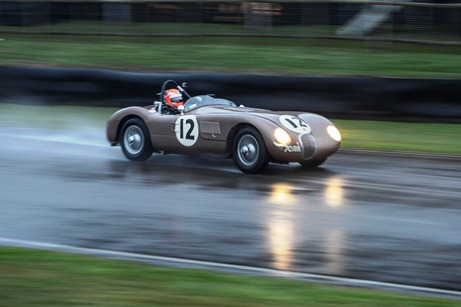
[181, 82, 188, 88]
[178, 105, 185, 114]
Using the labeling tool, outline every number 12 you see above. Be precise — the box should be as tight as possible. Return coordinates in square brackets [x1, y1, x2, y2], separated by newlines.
[180, 118, 195, 140]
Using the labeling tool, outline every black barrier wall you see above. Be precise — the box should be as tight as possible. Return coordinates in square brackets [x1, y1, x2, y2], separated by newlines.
[1, 66, 460, 121]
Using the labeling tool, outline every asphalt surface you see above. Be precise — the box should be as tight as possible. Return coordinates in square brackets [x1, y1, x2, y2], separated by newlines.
[1, 127, 461, 293]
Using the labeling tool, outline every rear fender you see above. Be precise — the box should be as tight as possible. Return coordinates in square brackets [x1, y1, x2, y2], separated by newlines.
[106, 106, 153, 145]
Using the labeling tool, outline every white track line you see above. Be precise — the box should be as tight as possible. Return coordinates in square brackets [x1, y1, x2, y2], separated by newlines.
[1, 237, 460, 300]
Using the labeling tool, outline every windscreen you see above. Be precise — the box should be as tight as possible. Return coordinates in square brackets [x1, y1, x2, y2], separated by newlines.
[183, 95, 236, 112]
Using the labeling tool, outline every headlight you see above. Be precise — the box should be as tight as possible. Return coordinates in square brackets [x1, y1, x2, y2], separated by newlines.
[274, 128, 291, 145]
[327, 125, 342, 142]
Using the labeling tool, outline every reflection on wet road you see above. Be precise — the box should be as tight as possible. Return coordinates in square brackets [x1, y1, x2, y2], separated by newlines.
[1, 127, 461, 291]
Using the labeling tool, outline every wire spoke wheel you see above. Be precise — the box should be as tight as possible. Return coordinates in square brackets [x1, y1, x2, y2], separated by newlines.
[124, 125, 144, 155]
[120, 118, 153, 161]
[233, 127, 269, 174]
[237, 135, 259, 166]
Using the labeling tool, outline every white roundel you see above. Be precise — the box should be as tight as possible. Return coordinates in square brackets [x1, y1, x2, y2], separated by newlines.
[175, 115, 199, 146]
[279, 115, 311, 134]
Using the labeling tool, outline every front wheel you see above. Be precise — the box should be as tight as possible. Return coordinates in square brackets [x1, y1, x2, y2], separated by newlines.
[120, 118, 153, 161]
[233, 127, 269, 174]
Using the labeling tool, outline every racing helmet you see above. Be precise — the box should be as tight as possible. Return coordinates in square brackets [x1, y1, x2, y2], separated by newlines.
[164, 89, 184, 109]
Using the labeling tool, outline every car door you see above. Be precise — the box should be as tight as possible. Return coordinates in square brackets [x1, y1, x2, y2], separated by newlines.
[148, 110, 204, 154]
[147, 112, 181, 153]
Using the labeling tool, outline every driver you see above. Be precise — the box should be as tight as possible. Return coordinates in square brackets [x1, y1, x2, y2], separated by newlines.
[164, 89, 184, 113]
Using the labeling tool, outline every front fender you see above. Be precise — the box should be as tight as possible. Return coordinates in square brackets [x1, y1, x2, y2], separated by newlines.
[231, 114, 302, 162]
[244, 112, 341, 163]
[298, 113, 341, 157]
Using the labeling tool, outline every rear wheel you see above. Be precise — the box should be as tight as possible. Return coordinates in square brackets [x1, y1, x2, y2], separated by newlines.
[121, 118, 153, 161]
[233, 127, 269, 174]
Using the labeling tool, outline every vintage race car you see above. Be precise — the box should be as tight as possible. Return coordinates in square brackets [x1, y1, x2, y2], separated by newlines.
[106, 80, 341, 173]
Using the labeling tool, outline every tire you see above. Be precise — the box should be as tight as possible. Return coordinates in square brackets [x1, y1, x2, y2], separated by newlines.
[120, 118, 153, 161]
[299, 158, 326, 168]
[233, 127, 269, 174]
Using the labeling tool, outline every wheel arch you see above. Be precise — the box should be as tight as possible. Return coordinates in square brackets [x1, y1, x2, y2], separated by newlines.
[226, 117, 280, 159]
[226, 123, 258, 157]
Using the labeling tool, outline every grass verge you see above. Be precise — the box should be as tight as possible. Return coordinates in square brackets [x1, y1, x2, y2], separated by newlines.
[334, 119, 461, 155]
[0, 247, 459, 306]
[1, 33, 461, 77]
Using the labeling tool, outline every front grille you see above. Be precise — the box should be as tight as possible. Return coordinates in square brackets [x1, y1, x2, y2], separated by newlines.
[300, 134, 317, 159]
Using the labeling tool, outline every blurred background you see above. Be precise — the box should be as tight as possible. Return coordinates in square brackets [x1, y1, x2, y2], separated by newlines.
[1, 0, 461, 43]
[1, 0, 461, 78]
[2, 1, 461, 121]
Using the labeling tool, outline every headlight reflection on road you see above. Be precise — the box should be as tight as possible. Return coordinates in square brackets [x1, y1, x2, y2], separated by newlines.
[267, 179, 345, 271]
[325, 177, 344, 208]
[324, 229, 347, 275]
[269, 183, 296, 205]
[268, 183, 296, 270]
[269, 217, 293, 270]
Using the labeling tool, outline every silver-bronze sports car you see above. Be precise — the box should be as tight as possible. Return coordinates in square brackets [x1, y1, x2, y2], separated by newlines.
[106, 80, 341, 173]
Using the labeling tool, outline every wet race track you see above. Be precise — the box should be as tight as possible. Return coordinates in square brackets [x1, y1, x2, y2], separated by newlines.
[1, 127, 461, 294]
